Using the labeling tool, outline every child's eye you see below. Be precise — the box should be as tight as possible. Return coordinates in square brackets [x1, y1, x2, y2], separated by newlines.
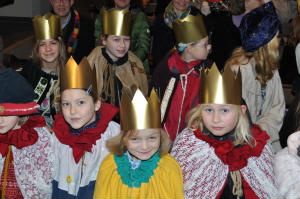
[77, 100, 85, 105]
[51, 41, 58, 45]
[113, 38, 120, 42]
[221, 109, 229, 113]
[130, 137, 138, 141]
[62, 102, 69, 107]
[149, 136, 158, 140]
[204, 108, 213, 113]
[39, 43, 45, 47]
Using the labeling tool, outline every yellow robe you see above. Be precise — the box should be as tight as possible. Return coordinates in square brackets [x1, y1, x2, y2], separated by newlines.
[93, 153, 184, 199]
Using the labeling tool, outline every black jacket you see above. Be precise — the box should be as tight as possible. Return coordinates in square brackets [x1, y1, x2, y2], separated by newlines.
[63, 9, 95, 63]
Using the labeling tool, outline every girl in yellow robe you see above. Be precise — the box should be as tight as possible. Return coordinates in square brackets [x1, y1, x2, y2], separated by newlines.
[93, 89, 184, 199]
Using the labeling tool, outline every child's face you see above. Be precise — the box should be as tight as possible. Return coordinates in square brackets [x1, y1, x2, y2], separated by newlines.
[114, 0, 130, 9]
[201, 104, 239, 136]
[173, 0, 191, 12]
[127, 129, 160, 160]
[186, 36, 211, 61]
[39, 39, 60, 64]
[61, 89, 101, 129]
[103, 35, 130, 62]
[0, 116, 20, 134]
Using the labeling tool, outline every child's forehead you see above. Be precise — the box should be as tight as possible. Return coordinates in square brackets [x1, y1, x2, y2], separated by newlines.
[202, 104, 235, 108]
[131, 128, 160, 136]
[108, 35, 130, 39]
[61, 88, 89, 99]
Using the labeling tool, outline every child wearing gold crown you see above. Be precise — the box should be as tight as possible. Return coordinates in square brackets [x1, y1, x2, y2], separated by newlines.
[19, 13, 67, 127]
[225, 2, 285, 152]
[0, 68, 55, 198]
[51, 57, 120, 198]
[88, 8, 148, 114]
[152, 14, 211, 142]
[171, 65, 280, 198]
[93, 89, 184, 199]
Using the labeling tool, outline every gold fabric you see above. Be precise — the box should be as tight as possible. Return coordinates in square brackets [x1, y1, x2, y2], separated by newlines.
[32, 13, 62, 40]
[200, 63, 242, 105]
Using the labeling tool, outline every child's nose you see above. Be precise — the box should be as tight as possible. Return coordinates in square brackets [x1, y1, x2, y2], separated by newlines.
[212, 112, 220, 123]
[70, 104, 76, 114]
[119, 39, 125, 48]
[141, 140, 148, 149]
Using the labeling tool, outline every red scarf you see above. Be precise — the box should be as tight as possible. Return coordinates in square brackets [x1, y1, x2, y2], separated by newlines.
[0, 115, 45, 157]
[193, 124, 269, 171]
[53, 103, 118, 163]
[164, 51, 201, 141]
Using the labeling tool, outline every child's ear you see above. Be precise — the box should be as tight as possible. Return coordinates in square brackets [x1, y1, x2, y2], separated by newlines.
[240, 105, 247, 114]
[95, 99, 101, 112]
[101, 35, 107, 46]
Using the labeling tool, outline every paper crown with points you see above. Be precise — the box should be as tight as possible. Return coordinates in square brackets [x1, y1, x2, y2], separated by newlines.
[32, 12, 62, 40]
[200, 63, 242, 105]
[120, 89, 161, 131]
[102, 8, 132, 36]
[173, 14, 208, 44]
[60, 56, 98, 95]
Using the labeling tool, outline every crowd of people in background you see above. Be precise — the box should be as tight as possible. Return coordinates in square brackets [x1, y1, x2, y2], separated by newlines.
[0, 0, 300, 198]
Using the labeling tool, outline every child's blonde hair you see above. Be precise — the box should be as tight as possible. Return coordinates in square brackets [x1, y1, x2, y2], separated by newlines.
[106, 128, 171, 156]
[186, 104, 255, 147]
[225, 34, 280, 88]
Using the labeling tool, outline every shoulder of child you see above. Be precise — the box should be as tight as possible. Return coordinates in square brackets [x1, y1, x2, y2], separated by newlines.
[128, 51, 143, 67]
[158, 153, 182, 173]
[100, 153, 117, 171]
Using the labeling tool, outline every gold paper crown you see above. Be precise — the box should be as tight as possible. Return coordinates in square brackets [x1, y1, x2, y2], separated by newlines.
[200, 63, 242, 105]
[173, 14, 207, 44]
[120, 89, 161, 131]
[60, 56, 98, 95]
[32, 13, 62, 40]
[102, 8, 132, 36]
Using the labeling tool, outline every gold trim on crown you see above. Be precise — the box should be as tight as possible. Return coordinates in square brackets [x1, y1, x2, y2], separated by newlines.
[120, 89, 161, 131]
[60, 56, 98, 95]
[173, 14, 207, 44]
[102, 8, 132, 36]
[32, 13, 62, 40]
[200, 63, 242, 105]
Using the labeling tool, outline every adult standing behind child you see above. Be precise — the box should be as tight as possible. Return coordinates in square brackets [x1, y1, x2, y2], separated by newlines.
[94, 0, 151, 73]
[152, 14, 211, 141]
[51, 57, 120, 199]
[88, 8, 148, 110]
[93, 89, 184, 198]
[0, 69, 55, 198]
[19, 13, 67, 127]
[225, 2, 285, 152]
[49, 0, 95, 63]
[171, 65, 280, 198]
